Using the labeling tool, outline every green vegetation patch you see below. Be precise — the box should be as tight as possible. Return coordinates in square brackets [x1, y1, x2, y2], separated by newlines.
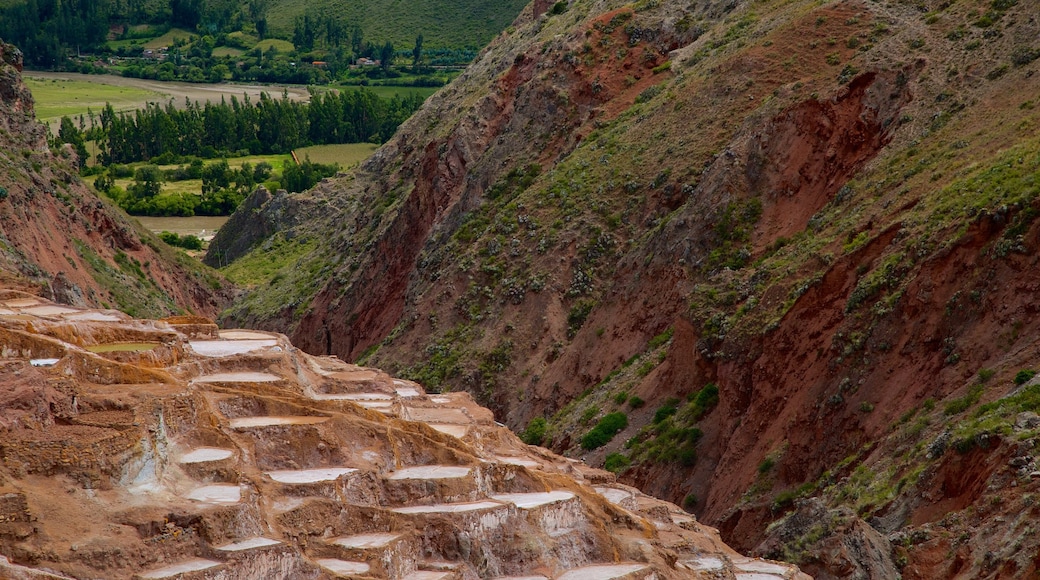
[73, 239, 181, 318]
[581, 411, 629, 450]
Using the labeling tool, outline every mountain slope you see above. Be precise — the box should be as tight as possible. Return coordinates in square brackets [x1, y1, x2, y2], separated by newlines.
[0, 41, 231, 318]
[211, 0, 1040, 575]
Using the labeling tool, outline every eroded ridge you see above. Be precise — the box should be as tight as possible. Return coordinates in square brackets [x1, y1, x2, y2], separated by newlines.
[0, 291, 808, 579]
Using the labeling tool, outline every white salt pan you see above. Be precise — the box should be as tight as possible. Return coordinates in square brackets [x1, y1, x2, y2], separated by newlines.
[316, 559, 371, 574]
[496, 456, 541, 468]
[22, 305, 80, 316]
[229, 416, 328, 428]
[186, 484, 241, 504]
[594, 487, 633, 505]
[734, 560, 791, 574]
[429, 424, 468, 438]
[266, 467, 358, 483]
[557, 564, 648, 580]
[139, 558, 220, 578]
[332, 532, 401, 549]
[684, 556, 724, 571]
[313, 392, 392, 401]
[218, 329, 275, 340]
[389, 465, 471, 480]
[492, 577, 550, 580]
[396, 387, 422, 397]
[189, 339, 278, 357]
[736, 575, 787, 580]
[216, 537, 281, 551]
[357, 400, 394, 411]
[392, 501, 503, 514]
[0, 308, 15, 315]
[195, 371, 282, 383]
[178, 448, 234, 463]
[30, 359, 60, 367]
[3, 298, 41, 307]
[491, 491, 575, 509]
[430, 396, 452, 404]
[403, 572, 452, 580]
[62, 311, 122, 322]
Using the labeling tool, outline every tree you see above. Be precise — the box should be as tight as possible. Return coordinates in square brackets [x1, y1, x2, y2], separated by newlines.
[379, 40, 394, 72]
[56, 116, 89, 166]
[412, 34, 423, 72]
[129, 165, 163, 199]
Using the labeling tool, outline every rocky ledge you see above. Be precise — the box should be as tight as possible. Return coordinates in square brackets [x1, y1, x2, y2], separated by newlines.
[0, 289, 806, 579]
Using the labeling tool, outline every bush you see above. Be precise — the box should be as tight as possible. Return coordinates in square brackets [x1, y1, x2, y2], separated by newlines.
[520, 417, 547, 446]
[581, 412, 628, 450]
[604, 452, 630, 473]
[1015, 370, 1036, 385]
[613, 392, 629, 405]
[628, 396, 645, 409]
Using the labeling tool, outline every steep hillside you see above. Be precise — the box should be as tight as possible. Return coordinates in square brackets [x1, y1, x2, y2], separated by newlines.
[0, 41, 231, 318]
[211, 0, 1040, 575]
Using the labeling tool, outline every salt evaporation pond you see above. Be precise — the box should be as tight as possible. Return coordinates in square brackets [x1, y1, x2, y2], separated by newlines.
[218, 330, 275, 340]
[189, 339, 278, 357]
[429, 424, 468, 438]
[178, 448, 234, 463]
[316, 559, 371, 574]
[389, 465, 471, 480]
[186, 484, 241, 504]
[594, 487, 633, 505]
[396, 386, 422, 397]
[30, 359, 60, 367]
[557, 564, 648, 580]
[496, 456, 541, 468]
[139, 558, 221, 578]
[735, 559, 791, 574]
[216, 537, 281, 551]
[491, 491, 575, 509]
[311, 392, 392, 401]
[392, 500, 503, 514]
[2, 298, 41, 308]
[684, 556, 724, 571]
[85, 342, 158, 353]
[229, 416, 328, 428]
[62, 311, 123, 322]
[332, 532, 401, 549]
[21, 305, 81, 316]
[266, 467, 358, 483]
[194, 371, 282, 383]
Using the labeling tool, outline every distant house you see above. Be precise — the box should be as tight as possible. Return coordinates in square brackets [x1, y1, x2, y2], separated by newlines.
[312, 61, 327, 67]
[143, 49, 156, 59]
[357, 57, 378, 66]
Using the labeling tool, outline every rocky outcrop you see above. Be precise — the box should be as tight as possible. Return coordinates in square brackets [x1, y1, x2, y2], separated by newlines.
[0, 289, 808, 579]
[0, 40, 231, 318]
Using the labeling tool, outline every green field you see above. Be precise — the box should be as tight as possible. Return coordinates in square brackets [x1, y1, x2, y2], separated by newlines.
[25, 77, 161, 124]
[352, 85, 440, 100]
[112, 154, 294, 197]
[143, 28, 197, 49]
[265, 0, 529, 50]
[212, 47, 246, 57]
[255, 38, 296, 53]
[295, 143, 378, 167]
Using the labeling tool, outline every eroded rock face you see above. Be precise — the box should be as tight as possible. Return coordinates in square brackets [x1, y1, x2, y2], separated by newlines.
[0, 289, 808, 579]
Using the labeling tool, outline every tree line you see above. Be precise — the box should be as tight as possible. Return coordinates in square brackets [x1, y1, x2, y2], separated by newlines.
[80, 88, 423, 165]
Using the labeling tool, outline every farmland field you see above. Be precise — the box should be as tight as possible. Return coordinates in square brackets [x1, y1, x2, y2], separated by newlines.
[25, 72, 313, 131]
[295, 143, 378, 167]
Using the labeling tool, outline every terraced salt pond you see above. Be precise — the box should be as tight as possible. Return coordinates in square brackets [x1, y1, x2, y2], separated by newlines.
[178, 448, 234, 464]
[391, 501, 503, 514]
[21, 305, 81, 316]
[62, 311, 123, 322]
[194, 371, 282, 383]
[316, 559, 371, 574]
[85, 342, 158, 353]
[332, 532, 401, 549]
[266, 467, 358, 483]
[185, 484, 241, 504]
[189, 339, 279, 357]
[556, 564, 648, 580]
[388, 465, 471, 480]
[490, 491, 575, 509]
[139, 558, 220, 578]
[229, 416, 328, 428]
[215, 537, 281, 552]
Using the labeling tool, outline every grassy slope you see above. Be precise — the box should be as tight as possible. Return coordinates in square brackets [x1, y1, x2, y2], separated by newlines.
[266, 0, 529, 48]
[25, 76, 162, 122]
